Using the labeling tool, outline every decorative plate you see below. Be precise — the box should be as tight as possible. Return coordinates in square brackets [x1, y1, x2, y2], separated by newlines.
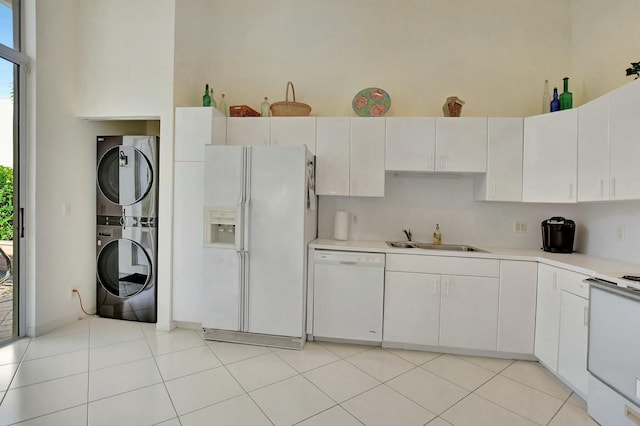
[352, 87, 391, 117]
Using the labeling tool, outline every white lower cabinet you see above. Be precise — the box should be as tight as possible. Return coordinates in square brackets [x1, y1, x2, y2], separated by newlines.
[383, 254, 500, 351]
[534, 263, 561, 371]
[534, 264, 590, 395]
[497, 261, 537, 354]
[439, 275, 499, 351]
[557, 269, 590, 398]
[383, 271, 440, 346]
[558, 290, 589, 398]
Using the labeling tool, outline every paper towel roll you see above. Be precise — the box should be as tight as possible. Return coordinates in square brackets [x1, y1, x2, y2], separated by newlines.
[334, 210, 349, 241]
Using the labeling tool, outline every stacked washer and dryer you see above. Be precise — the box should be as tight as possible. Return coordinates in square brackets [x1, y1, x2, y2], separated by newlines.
[96, 136, 159, 323]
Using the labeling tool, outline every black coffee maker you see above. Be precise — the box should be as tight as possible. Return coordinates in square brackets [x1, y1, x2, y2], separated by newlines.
[541, 217, 575, 253]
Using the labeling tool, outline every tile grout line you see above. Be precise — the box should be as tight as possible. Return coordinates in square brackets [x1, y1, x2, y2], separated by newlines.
[143, 325, 182, 424]
[202, 339, 276, 426]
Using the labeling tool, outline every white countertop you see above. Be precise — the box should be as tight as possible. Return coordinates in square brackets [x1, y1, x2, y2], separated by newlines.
[309, 238, 640, 290]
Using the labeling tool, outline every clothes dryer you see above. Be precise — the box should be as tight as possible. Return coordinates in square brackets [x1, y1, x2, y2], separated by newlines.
[97, 135, 158, 220]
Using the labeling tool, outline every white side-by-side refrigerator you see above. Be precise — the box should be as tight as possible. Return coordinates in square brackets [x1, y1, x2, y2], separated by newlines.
[202, 145, 317, 348]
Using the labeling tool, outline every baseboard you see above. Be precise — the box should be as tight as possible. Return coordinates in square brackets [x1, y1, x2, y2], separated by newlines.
[28, 313, 81, 337]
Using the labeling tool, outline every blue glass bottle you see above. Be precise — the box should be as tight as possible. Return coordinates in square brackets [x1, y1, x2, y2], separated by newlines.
[550, 87, 560, 112]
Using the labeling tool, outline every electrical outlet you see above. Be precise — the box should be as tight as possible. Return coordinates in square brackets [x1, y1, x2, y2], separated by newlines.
[70, 288, 76, 299]
[512, 221, 527, 233]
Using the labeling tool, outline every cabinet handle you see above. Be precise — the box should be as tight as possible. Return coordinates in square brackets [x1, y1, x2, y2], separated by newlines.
[568, 183, 573, 199]
[433, 280, 437, 295]
[600, 179, 604, 197]
[612, 177, 616, 197]
[584, 306, 589, 326]
[491, 183, 496, 198]
[445, 278, 450, 296]
[439, 155, 444, 170]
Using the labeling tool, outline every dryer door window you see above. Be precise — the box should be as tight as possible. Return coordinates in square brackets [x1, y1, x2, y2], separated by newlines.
[97, 239, 151, 298]
[97, 145, 153, 206]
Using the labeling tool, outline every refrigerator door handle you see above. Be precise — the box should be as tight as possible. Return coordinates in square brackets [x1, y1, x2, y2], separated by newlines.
[237, 250, 244, 331]
[243, 147, 252, 252]
[242, 252, 250, 332]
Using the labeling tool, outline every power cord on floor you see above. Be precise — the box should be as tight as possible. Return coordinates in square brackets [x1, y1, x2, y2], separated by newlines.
[72, 288, 95, 316]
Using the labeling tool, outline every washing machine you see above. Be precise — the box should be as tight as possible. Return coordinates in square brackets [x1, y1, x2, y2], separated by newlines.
[96, 135, 158, 322]
[96, 221, 157, 322]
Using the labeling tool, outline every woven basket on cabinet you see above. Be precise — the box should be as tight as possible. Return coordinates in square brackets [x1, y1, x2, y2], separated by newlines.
[270, 81, 311, 116]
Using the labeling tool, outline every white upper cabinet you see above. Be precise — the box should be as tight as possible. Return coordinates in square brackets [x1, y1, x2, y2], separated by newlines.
[226, 117, 270, 146]
[385, 118, 436, 171]
[609, 79, 640, 200]
[315, 118, 351, 196]
[175, 107, 227, 161]
[523, 109, 578, 203]
[270, 117, 317, 154]
[435, 118, 488, 173]
[578, 95, 610, 202]
[350, 118, 386, 197]
[475, 118, 524, 201]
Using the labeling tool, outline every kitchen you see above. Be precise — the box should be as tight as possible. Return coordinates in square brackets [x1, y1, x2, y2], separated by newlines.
[6, 0, 640, 425]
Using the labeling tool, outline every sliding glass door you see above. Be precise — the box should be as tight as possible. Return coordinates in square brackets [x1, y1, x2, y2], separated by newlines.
[1, 0, 27, 343]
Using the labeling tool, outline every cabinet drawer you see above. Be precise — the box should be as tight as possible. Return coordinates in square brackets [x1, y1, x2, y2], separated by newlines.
[386, 254, 499, 277]
[562, 269, 590, 299]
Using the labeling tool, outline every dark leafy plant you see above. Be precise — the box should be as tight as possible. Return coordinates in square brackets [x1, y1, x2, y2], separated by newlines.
[0, 166, 14, 241]
[625, 61, 640, 79]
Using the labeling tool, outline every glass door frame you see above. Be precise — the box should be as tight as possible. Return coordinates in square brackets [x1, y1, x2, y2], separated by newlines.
[0, 41, 29, 340]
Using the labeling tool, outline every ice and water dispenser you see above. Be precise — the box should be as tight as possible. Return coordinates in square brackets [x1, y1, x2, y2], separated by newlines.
[204, 208, 239, 247]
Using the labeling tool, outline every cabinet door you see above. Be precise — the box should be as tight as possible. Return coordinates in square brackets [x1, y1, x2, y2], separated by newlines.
[523, 110, 578, 202]
[534, 264, 561, 371]
[350, 118, 386, 197]
[435, 117, 488, 173]
[476, 118, 523, 201]
[226, 117, 270, 146]
[578, 95, 610, 202]
[383, 271, 440, 346]
[270, 117, 317, 155]
[497, 260, 537, 354]
[175, 107, 227, 161]
[609, 79, 640, 200]
[172, 162, 204, 323]
[439, 275, 499, 351]
[385, 117, 436, 172]
[315, 118, 350, 196]
[558, 291, 589, 398]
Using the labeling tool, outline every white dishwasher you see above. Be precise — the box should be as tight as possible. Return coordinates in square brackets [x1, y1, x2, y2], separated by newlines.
[313, 250, 385, 343]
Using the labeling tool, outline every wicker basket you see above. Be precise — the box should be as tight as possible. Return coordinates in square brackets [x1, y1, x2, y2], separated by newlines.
[270, 82, 311, 116]
[229, 105, 261, 117]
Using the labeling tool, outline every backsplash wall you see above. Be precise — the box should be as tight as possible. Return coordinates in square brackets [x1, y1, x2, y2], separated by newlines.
[318, 174, 578, 250]
[573, 200, 640, 265]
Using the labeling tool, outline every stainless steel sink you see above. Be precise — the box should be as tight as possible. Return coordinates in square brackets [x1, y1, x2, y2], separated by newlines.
[386, 241, 416, 248]
[413, 243, 488, 252]
[386, 241, 488, 252]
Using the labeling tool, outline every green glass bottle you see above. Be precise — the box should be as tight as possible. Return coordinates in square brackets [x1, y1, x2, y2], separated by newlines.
[560, 77, 573, 110]
[203, 84, 211, 107]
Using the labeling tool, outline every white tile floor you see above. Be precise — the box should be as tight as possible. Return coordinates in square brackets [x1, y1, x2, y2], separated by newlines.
[0, 317, 599, 426]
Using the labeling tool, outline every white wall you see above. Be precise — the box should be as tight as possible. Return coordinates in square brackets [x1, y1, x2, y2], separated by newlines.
[174, 0, 211, 108]
[196, 0, 571, 117]
[319, 174, 578, 250]
[75, 0, 177, 331]
[23, 0, 179, 333]
[570, 0, 640, 104]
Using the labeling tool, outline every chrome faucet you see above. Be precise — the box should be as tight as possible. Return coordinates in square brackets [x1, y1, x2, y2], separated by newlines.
[402, 229, 412, 241]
